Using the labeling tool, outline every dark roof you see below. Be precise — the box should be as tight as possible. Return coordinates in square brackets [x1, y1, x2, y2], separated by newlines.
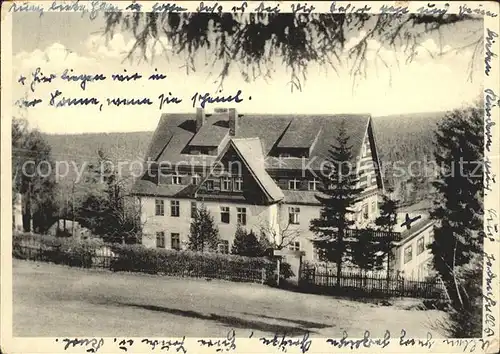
[143, 113, 371, 169]
[132, 180, 197, 198]
[132, 112, 373, 197]
[188, 115, 229, 147]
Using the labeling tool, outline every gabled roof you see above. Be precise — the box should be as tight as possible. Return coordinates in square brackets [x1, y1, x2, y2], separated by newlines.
[142, 113, 371, 169]
[195, 138, 284, 203]
[231, 138, 284, 202]
[131, 112, 376, 198]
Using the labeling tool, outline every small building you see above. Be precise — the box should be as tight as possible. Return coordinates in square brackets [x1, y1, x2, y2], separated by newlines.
[48, 219, 92, 239]
[391, 212, 435, 279]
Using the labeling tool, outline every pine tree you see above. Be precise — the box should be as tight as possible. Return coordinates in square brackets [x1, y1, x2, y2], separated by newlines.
[430, 103, 483, 308]
[309, 119, 364, 286]
[375, 194, 400, 279]
[350, 229, 380, 276]
[188, 205, 220, 252]
[231, 225, 262, 257]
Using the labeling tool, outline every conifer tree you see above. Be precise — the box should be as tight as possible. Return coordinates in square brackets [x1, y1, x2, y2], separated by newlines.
[310, 119, 364, 286]
[375, 194, 400, 278]
[231, 225, 262, 257]
[188, 205, 220, 252]
[430, 103, 484, 307]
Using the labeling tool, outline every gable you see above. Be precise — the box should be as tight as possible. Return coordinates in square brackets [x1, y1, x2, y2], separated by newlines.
[195, 139, 283, 204]
[357, 119, 384, 191]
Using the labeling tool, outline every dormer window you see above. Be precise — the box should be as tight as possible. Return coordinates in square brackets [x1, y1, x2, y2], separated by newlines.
[288, 179, 300, 190]
[308, 178, 319, 191]
[279, 153, 291, 158]
[191, 174, 201, 185]
[172, 173, 182, 185]
[221, 177, 232, 191]
[234, 177, 243, 191]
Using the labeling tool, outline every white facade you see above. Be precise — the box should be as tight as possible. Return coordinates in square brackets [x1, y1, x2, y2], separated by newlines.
[140, 192, 380, 263]
[393, 223, 435, 279]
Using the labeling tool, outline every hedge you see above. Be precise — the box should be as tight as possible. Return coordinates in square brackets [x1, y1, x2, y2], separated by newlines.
[13, 232, 105, 268]
[12, 233, 293, 284]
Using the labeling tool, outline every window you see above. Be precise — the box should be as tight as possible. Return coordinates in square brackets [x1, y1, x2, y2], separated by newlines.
[279, 153, 291, 158]
[234, 177, 243, 191]
[363, 204, 369, 219]
[221, 177, 232, 191]
[366, 174, 371, 186]
[288, 179, 299, 190]
[171, 200, 180, 217]
[155, 199, 164, 216]
[191, 174, 200, 185]
[308, 178, 319, 191]
[172, 173, 182, 185]
[289, 207, 300, 224]
[237, 207, 247, 225]
[171, 233, 180, 250]
[191, 202, 197, 218]
[218, 240, 229, 254]
[404, 245, 413, 264]
[371, 201, 376, 213]
[206, 180, 214, 190]
[220, 206, 230, 224]
[156, 231, 165, 248]
[428, 234, 434, 246]
[288, 241, 300, 251]
[417, 237, 425, 255]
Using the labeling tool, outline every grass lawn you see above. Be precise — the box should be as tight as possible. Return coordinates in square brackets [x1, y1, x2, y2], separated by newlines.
[13, 259, 447, 338]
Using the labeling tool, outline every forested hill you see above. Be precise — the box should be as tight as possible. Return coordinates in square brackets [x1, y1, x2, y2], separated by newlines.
[373, 111, 447, 166]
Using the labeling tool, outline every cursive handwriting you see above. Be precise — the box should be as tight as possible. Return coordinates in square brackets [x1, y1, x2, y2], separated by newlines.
[484, 89, 497, 153]
[483, 250, 497, 339]
[141, 337, 187, 353]
[191, 89, 247, 109]
[151, 2, 187, 13]
[442, 338, 493, 353]
[326, 330, 390, 350]
[197, 1, 223, 13]
[254, 1, 281, 13]
[399, 329, 434, 349]
[290, 2, 315, 14]
[259, 332, 312, 353]
[198, 330, 236, 352]
[49, 89, 101, 109]
[459, 4, 498, 18]
[485, 209, 499, 242]
[30, 67, 57, 93]
[9, 1, 44, 15]
[485, 29, 498, 76]
[330, 1, 371, 14]
[61, 69, 107, 91]
[417, 3, 449, 16]
[57, 337, 104, 353]
[484, 157, 496, 196]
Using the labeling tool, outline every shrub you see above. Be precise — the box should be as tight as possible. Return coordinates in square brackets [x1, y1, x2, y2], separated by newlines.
[12, 232, 104, 268]
[109, 243, 294, 284]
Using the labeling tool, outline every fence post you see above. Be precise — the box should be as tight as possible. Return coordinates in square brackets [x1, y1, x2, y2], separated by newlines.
[261, 268, 266, 285]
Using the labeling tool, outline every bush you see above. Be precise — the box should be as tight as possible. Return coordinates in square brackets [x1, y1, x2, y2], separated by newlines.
[13, 232, 105, 268]
[109, 244, 294, 284]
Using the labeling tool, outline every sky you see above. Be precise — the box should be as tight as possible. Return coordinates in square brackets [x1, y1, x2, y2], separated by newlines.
[11, 12, 484, 134]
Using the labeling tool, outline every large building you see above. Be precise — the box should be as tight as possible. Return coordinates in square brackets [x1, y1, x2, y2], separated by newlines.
[131, 108, 385, 262]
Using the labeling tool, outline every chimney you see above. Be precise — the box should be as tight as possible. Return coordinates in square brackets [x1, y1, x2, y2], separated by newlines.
[228, 108, 238, 136]
[196, 108, 206, 132]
